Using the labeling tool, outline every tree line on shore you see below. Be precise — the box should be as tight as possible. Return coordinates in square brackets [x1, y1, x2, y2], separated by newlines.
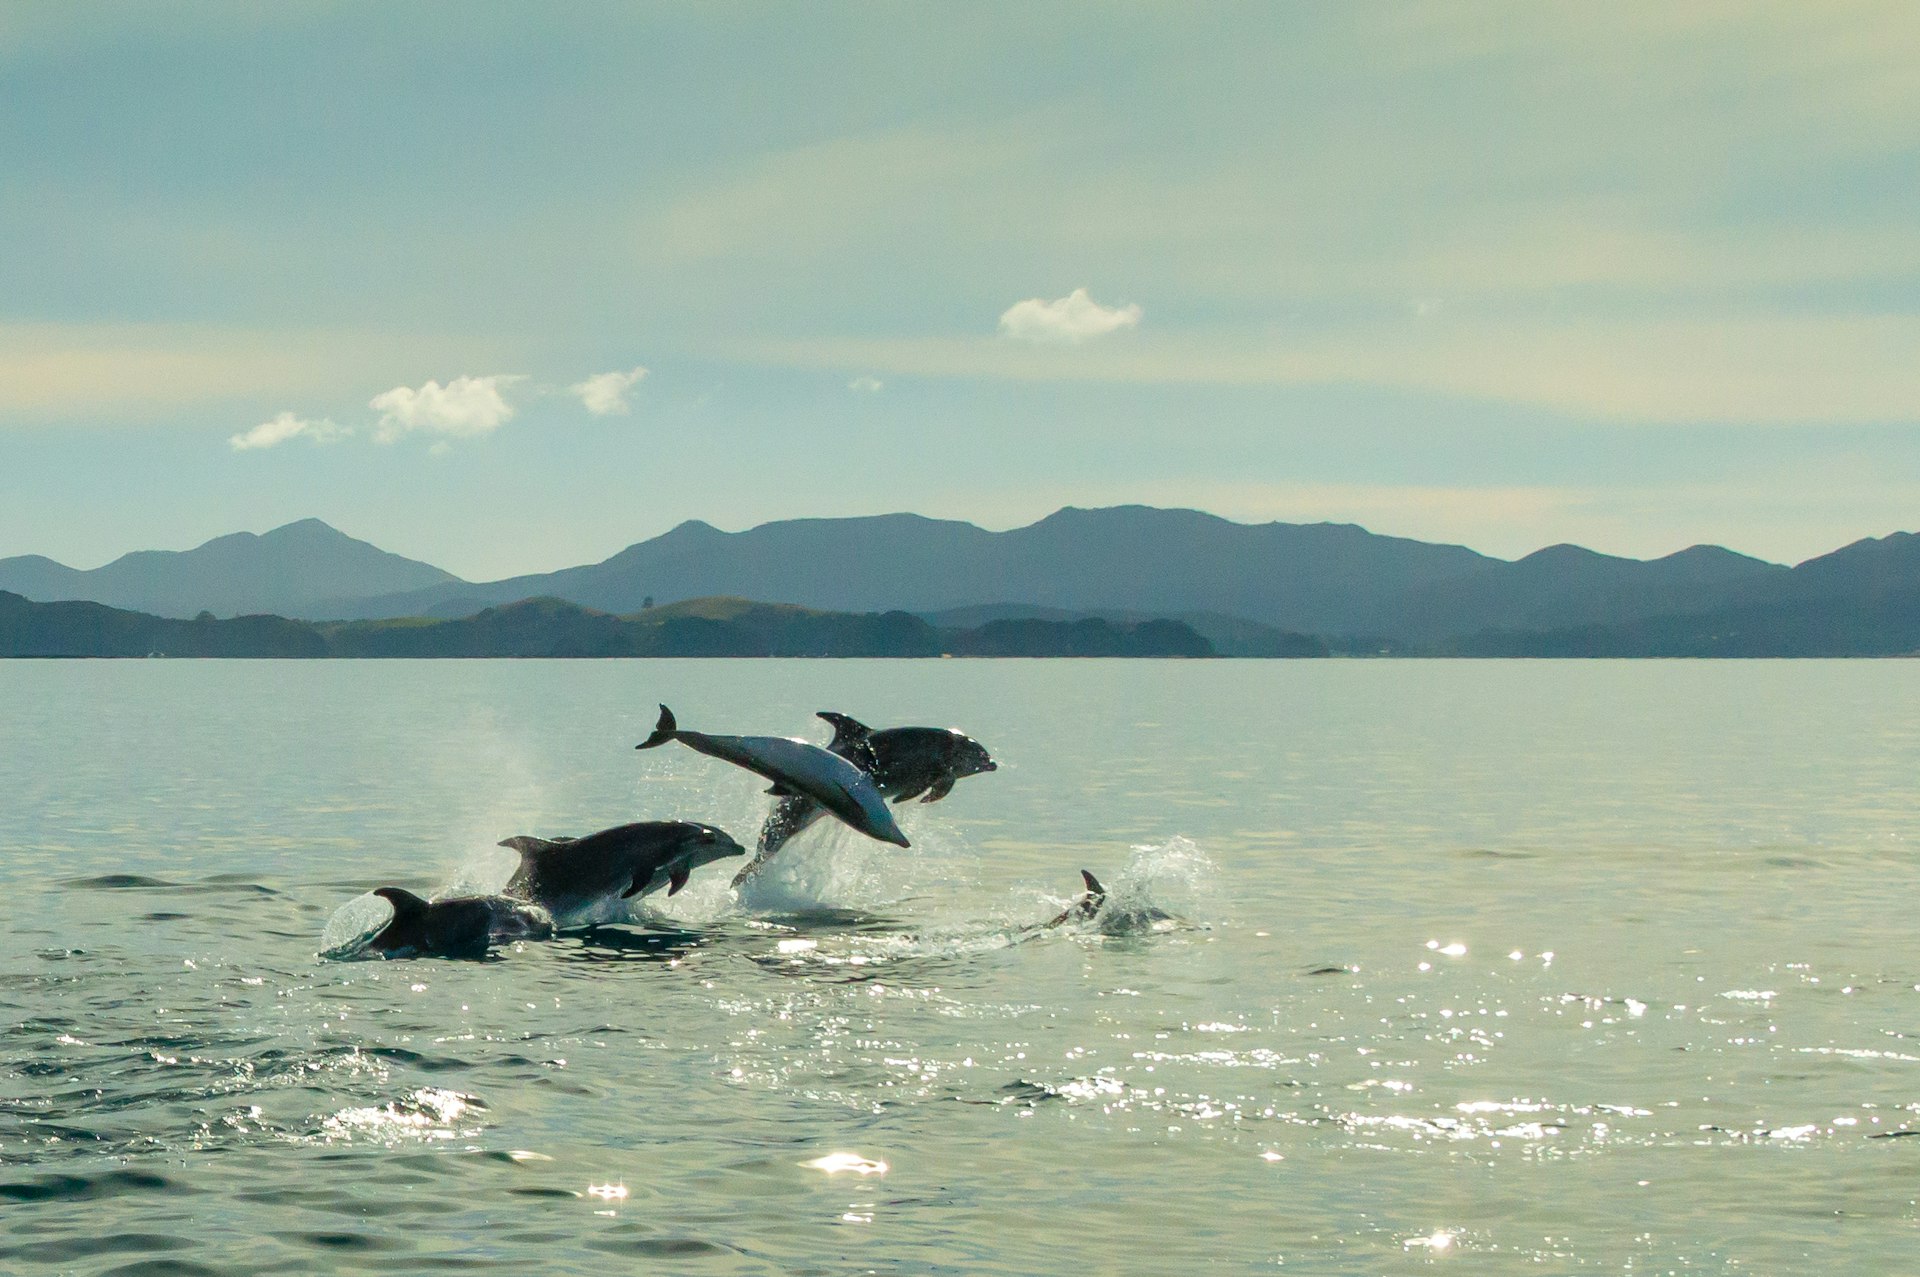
[0, 592, 1271, 659]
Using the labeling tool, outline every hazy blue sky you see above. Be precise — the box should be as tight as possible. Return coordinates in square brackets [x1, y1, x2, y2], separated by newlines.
[4, 2, 1917, 578]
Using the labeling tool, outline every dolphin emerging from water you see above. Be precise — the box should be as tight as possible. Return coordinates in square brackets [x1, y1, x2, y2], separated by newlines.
[1044, 870, 1108, 928]
[499, 820, 744, 929]
[636, 705, 909, 850]
[365, 887, 554, 960]
[736, 710, 994, 885]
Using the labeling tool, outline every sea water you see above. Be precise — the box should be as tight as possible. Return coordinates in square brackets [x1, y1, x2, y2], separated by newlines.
[2, 658, 1918, 1273]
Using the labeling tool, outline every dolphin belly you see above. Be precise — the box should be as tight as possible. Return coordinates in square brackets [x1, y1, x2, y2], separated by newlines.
[638, 706, 907, 849]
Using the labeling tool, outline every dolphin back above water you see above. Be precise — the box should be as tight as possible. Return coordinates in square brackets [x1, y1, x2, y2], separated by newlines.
[1047, 870, 1108, 927]
[366, 887, 554, 960]
[637, 705, 909, 850]
[499, 819, 744, 928]
[738, 710, 994, 884]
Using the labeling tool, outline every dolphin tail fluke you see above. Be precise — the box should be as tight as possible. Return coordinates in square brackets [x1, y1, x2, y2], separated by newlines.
[635, 704, 678, 750]
[816, 710, 880, 772]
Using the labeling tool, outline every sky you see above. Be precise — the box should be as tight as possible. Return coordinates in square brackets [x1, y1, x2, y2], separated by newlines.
[3, 1, 1918, 580]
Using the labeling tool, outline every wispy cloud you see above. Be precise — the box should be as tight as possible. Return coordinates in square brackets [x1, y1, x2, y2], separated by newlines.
[998, 289, 1142, 344]
[752, 309, 1920, 426]
[370, 374, 524, 444]
[228, 411, 348, 451]
[848, 375, 883, 394]
[570, 366, 648, 415]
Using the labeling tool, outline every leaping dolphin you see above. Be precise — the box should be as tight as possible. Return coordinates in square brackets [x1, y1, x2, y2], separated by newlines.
[737, 710, 994, 884]
[636, 705, 909, 850]
[365, 887, 554, 960]
[499, 820, 744, 929]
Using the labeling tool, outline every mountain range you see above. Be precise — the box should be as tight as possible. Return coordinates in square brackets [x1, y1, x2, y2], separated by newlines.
[3, 507, 1918, 654]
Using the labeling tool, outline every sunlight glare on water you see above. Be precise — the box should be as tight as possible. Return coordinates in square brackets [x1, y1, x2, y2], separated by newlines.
[2, 658, 1919, 1273]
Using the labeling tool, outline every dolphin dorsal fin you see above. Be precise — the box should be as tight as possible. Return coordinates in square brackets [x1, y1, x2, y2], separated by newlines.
[1080, 870, 1105, 897]
[373, 886, 428, 920]
[498, 835, 567, 859]
[816, 711, 879, 772]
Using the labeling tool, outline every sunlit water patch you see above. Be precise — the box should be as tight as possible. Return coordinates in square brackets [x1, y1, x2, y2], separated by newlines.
[6, 659, 1920, 1273]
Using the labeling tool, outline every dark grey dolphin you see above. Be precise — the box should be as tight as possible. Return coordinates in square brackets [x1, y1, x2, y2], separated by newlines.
[735, 711, 994, 885]
[499, 819, 744, 929]
[365, 887, 554, 960]
[637, 705, 909, 850]
[1039, 869, 1178, 934]
[1044, 870, 1107, 928]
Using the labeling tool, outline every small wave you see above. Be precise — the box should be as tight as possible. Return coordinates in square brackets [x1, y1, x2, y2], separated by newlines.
[0, 1167, 180, 1203]
[311, 1087, 486, 1146]
[60, 874, 178, 891]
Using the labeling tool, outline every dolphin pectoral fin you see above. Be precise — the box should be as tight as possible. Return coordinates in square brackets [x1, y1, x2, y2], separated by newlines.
[636, 704, 678, 750]
[667, 864, 691, 896]
[891, 782, 929, 804]
[921, 776, 956, 803]
[764, 783, 800, 798]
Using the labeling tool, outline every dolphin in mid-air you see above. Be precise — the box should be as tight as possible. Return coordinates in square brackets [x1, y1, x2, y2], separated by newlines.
[736, 710, 994, 884]
[636, 705, 909, 850]
[499, 820, 744, 928]
[364, 887, 554, 960]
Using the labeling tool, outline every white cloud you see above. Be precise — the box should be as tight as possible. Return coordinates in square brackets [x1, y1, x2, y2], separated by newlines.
[848, 374, 884, 394]
[571, 366, 648, 415]
[998, 288, 1142, 344]
[370, 374, 524, 443]
[228, 410, 348, 451]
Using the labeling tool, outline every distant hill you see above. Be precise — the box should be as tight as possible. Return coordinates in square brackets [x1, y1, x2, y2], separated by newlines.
[13, 506, 1920, 652]
[918, 603, 1328, 657]
[329, 505, 1791, 642]
[0, 592, 1223, 659]
[1450, 534, 1920, 656]
[0, 519, 458, 620]
[324, 506, 1500, 632]
[1379, 542, 1786, 644]
[0, 591, 326, 657]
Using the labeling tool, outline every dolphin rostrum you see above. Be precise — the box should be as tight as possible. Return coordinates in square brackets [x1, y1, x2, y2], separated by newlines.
[499, 819, 745, 929]
[365, 887, 554, 960]
[636, 705, 910, 850]
[736, 710, 993, 884]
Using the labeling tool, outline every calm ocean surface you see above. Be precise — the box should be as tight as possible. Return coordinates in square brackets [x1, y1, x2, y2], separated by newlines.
[3, 659, 1918, 1274]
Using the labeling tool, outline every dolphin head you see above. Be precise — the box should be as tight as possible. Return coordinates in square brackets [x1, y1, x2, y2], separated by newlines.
[675, 822, 747, 870]
[948, 733, 997, 778]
